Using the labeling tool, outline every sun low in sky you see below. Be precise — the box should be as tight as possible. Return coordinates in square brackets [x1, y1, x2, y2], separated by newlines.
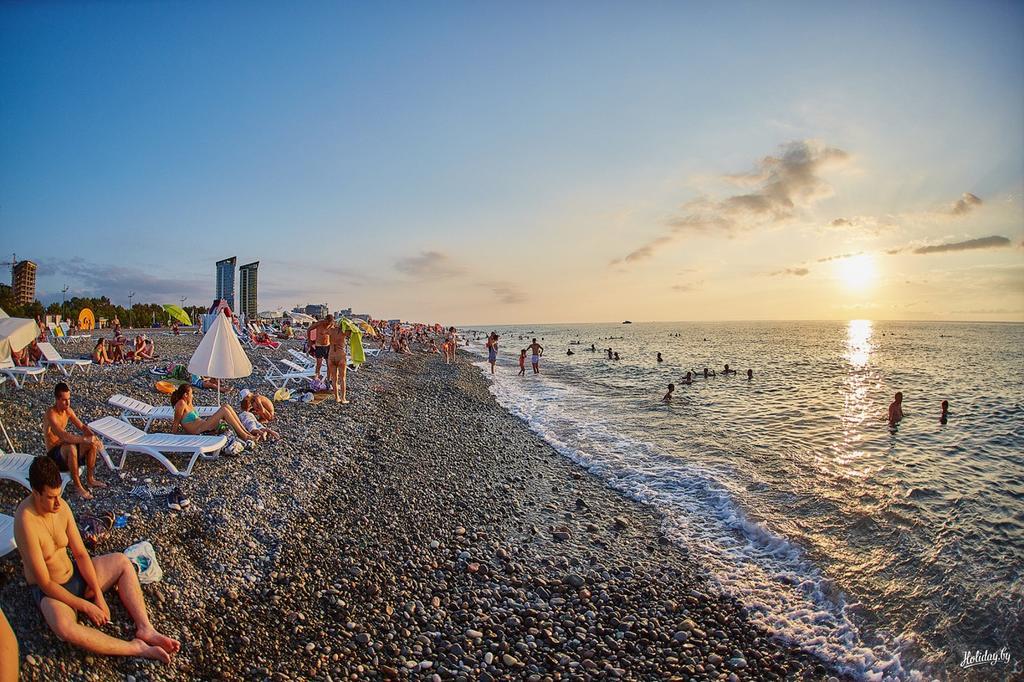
[2, 2, 1022, 323]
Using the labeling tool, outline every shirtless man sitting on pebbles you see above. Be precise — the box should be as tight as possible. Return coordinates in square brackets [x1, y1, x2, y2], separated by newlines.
[44, 382, 105, 500]
[325, 318, 352, 404]
[14, 457, 179, 664]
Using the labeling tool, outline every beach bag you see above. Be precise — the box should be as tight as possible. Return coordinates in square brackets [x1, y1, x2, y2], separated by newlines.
[308, 376, 328, 392]
[78, 512, 114, 551]
[124, 541, 163, 584]
[273, 387, 292, 401]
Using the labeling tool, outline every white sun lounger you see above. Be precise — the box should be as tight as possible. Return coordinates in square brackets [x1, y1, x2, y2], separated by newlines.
[88, 416, 227, 477]
[37, 342, 93, 376]
[59, 322, 91, 342]
[287, 348, 315, 369]
[0, 358, 46, 388]
[0, 418, 78, 492]
[263, 357, 314, 389]
[108, 394, 218, 432]
[0, 514, 15, 557]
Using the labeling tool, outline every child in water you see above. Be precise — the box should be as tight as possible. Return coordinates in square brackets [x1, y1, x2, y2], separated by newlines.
[518, 349, 527, 377]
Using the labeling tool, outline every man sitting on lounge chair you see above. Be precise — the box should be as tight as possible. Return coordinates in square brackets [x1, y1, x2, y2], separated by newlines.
[14, 457, 179, 664]
[44, 382, 106, 500]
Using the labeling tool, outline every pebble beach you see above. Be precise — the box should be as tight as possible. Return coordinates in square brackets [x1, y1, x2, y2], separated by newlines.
[0, 333, 849, 681]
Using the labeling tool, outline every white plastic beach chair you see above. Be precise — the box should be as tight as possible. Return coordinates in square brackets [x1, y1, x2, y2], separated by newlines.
[287, 348, 315, 369]
[59, 322, 90, 342]
[263, 357, 314, 389]
[0, 514, 15, 557]
[36, 342, 93, 376]
[0, 357, 46, 388]
[108, 394, 218, 432]
[0, 417, 77, 492]
[88, 416, 227, 477]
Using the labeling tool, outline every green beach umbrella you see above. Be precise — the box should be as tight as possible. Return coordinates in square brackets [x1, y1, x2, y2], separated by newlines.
[163, 304, 192, 326]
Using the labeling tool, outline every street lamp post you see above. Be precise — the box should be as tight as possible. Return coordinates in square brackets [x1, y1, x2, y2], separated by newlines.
[128, 291, 135, 329]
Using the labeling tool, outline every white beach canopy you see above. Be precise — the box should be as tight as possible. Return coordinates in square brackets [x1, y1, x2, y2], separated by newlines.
[187, 311, 253, 402]
[0, 316, 38, 364]
[285, 311, 316, 324]
[0, 307, 8, 318]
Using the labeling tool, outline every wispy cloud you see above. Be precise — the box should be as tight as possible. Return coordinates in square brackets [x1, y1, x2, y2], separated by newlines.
[949, 192, 982, 216]
[671, 280, 704, 292]
[480, 281, 527, 305]
[394, 251, 466, 279]
[911, 235, 1011, 255]
[615, 139, 849, 265]
[816, 251, 861, 263]
[37, 257, 209, 305]
[771, 267, 810, 277]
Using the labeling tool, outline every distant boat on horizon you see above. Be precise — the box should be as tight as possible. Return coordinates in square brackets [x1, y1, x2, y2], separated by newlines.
[622, 320, 632, 324]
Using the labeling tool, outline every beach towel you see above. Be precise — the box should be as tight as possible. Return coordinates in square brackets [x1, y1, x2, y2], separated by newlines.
[339, 318, 365, 364]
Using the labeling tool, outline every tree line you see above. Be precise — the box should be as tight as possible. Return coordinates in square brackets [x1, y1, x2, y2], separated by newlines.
[0, 286, 206, 328]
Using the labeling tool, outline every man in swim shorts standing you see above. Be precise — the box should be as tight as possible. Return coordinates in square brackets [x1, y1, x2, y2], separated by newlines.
[311, 314, 334, 380]
[43, 382, 104, 500]
[14, 457, 179, 664]
[526, 338, 544, 374]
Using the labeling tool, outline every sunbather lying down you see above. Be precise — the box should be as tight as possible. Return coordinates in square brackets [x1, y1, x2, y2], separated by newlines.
[169, 384, 256, 442]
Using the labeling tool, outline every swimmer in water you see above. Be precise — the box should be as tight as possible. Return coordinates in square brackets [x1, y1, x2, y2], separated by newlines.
[746, 369, 753, 380]
[566, 348, 574, 356]
[663, 383, 675, 403]
[888, 391, 904, 425]
[723, 364, 737, 375]
[613, 352, 620, 360]
[703, 367, 715, 378]
[657, 352, 663, 363]
[940, 400, 949, 424]
[606, 348, 613, 360]
[681, 371, 692, 385]
[590, 344, 596, 352]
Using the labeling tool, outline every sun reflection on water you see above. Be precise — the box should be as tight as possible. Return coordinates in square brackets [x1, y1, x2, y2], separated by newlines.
[831, 320, 877, 482]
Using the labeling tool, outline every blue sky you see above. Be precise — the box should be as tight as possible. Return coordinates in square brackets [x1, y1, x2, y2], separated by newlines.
[2, 1, 1022, 322]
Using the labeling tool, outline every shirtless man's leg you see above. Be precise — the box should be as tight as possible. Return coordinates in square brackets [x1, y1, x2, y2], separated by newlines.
[79, 439, 105, 490]
[40, 554, 177, 663]
[60, 444, 92, 500]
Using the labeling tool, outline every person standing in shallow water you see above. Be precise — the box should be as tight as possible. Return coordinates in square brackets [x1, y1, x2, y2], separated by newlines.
[888, 391, 904, 425]
[518, 349, 527, 376]
[940, 400, 949, 424]
[485, 333, 498, 374]
[526, 338, 544, 374]
[663, 383, 675, 403]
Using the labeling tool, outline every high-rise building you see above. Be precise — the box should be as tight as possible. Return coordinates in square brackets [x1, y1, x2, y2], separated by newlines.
[215, 257, 237, 310]
[238, 261, 259, 319]
[12, 259, 37, 306]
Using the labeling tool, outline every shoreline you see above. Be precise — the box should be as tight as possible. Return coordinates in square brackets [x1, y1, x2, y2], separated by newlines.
[1, 336, 848, 680]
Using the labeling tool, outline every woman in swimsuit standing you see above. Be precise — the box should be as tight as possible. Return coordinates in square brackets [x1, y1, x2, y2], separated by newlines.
[326, 319, 352, 404]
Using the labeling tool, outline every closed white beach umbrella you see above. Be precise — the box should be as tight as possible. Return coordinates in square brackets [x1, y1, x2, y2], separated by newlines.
[0, 316, 38, 364]
[0, 307, 8, 318]
[188, 312, 253, 403]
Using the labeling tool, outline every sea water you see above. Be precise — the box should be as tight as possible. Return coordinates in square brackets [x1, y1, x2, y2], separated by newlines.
[465, 321, 1024, 681]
